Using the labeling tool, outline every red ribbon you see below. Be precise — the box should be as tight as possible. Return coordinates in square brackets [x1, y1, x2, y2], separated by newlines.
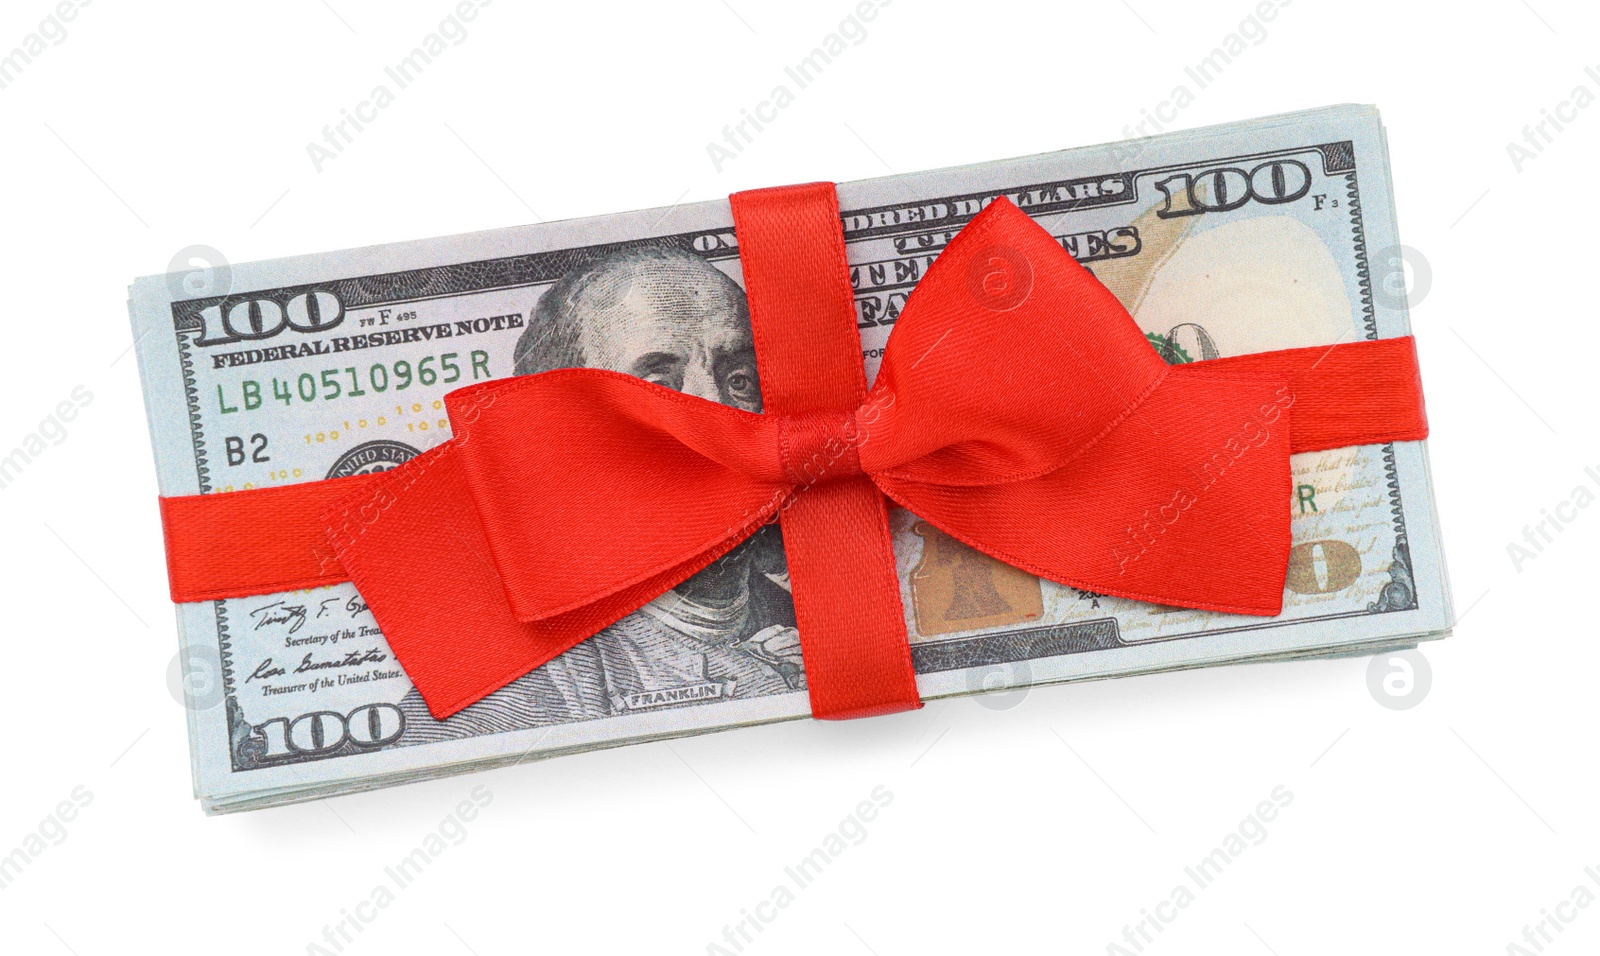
[160, 184, 1429, 721]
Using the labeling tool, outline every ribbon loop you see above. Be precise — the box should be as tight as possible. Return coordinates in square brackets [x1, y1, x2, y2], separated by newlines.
[859, 198, 1169, 486]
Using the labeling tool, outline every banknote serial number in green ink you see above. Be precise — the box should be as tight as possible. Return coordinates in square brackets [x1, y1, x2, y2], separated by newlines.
[214, 351, 491, 413]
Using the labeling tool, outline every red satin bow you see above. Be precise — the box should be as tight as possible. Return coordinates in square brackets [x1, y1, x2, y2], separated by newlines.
[307, 185, 1428, 720]
[158, 183, 1428, 721]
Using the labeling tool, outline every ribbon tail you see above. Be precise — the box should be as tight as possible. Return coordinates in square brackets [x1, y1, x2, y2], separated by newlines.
[874, 368, 1294, 616]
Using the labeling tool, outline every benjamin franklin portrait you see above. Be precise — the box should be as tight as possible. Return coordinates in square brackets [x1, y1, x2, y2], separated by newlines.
[398, 247, 804, 743]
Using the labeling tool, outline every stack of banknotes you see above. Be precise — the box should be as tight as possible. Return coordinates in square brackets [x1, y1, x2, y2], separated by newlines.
[129, 104, 1452, 812]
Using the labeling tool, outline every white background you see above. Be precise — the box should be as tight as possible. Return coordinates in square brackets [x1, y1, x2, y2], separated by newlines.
[0, 1, 1594, 953]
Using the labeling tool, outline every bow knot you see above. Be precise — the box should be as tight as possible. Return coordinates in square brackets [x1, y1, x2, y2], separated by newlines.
[779, 407, 866, 485]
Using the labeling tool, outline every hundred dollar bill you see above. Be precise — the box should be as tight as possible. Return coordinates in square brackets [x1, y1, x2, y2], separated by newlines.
[130, 104, 1451, 812]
